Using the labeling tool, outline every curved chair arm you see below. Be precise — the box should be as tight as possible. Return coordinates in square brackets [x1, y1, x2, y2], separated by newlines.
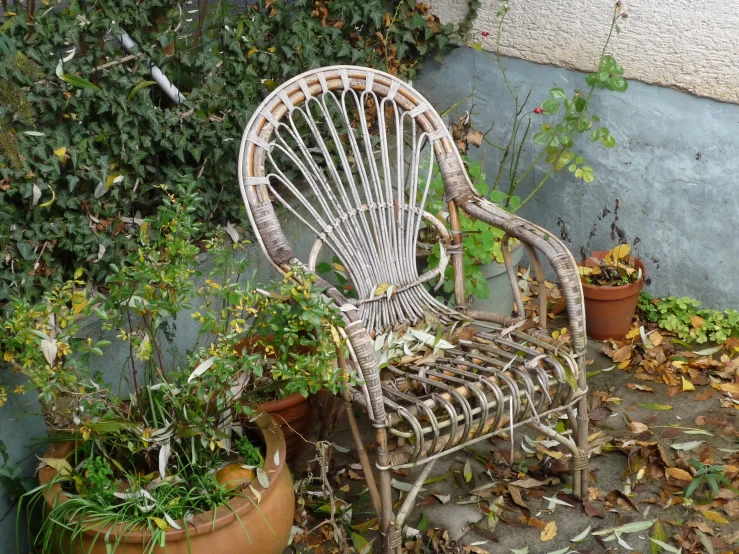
[460, 197, 587, 354]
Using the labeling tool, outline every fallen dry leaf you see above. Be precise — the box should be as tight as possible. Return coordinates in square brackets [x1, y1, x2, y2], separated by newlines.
[723, 500, 739, 517]
[628, 421, 649, 434]
[649, 330, 664, 347]
[540, 520, 557, 542]
[666, 467, 693, 482]
[703, 510, 729, 524]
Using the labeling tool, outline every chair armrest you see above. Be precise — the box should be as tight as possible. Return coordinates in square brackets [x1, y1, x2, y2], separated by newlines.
[461, 197, 587, 353]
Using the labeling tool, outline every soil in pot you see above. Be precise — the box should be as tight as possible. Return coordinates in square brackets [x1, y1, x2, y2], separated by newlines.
[581, 250, 646, 340]
[39, 414, 295, 554]
[472, 243, 525, 316]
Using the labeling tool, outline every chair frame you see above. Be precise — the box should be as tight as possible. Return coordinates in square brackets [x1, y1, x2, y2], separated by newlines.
[238, 66, 589, 553]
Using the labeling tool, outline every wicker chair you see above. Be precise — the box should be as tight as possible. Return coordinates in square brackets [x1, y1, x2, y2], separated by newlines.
[238, 66, 589, 553]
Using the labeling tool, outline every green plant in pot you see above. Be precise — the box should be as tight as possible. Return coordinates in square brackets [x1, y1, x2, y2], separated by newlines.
[421, 0, 629, 315]
[1, 189, 348, 553]
[200, 263, 347, 460]
[578, 243, 645, 341]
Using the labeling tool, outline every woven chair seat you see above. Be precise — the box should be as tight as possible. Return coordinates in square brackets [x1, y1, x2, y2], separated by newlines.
[357, 321, 583, 469]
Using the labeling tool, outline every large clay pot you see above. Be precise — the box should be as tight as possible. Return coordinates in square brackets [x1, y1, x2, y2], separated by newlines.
[472, 243, 525, 316]
[258, 392, 316, 461]
[581, 250, 646, 340]
[39, 414, 294, 554]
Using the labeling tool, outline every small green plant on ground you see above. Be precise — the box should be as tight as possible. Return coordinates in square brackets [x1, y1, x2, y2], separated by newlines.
[684, 460, 731, 500]
[422, 1, 629, 302]
[639, 293, 739, 344]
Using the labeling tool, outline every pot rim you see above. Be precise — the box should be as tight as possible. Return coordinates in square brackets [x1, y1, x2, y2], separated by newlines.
[257, 391, 309, 412]
[39, 413, 287, 544]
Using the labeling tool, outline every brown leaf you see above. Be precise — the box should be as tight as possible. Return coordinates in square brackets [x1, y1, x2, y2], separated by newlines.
[583, 501, 605, 518]
[666, 467, 693, 482]
[694, 389, 717, 401]
[464, 130, 484, 147]
[649, 330, 664, 347]
[611, 344, 633, 363]
[690, 315, 705, 329]
[509, 477, 546, 489]
[606, 489, 640, 512]
[507, 485, 527, 509]
[626, 383, 654, 393]
[627, 421, 649, 434]
[723, 500, 739, 517]
[590, 406, 613, 421]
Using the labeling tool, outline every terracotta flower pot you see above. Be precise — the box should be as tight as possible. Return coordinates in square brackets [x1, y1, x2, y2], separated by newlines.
[39, 414, 295, 554]
[238, 336, 317, 460]
[581, 250, 646, 340]
[258, 392, 316, 461]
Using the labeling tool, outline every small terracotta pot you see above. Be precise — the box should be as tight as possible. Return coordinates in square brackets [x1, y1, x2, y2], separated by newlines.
[239, 336, 317, 461]
[581, 250, 646, 340]
[258, 392, 316, 461]
[39, 414, 295, 554]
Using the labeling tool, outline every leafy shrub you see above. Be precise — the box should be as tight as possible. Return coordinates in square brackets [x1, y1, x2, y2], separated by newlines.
[639, 293, 739, 344]
[0, 0, 468, 300]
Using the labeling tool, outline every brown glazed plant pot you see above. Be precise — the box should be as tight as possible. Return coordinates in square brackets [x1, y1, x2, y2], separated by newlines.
[581, 250, 646, 341]
[258, 392, 316, 462]
[39, 414, 295, 554]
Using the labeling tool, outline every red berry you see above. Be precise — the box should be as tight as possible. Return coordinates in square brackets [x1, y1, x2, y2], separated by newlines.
[534, 107, 543, 114]
[481, 31, 489, 37]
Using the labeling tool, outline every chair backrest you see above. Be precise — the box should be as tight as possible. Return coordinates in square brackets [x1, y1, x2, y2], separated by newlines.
[238, 66, 478, 332]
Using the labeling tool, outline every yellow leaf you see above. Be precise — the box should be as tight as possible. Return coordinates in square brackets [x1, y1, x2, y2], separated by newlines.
[716, 383, 739, 394]
[703, 510, 729, 524]
[649, 330, 664, 347]
[682, 377, 695, 392]
[54, 147, 67, 161]
[3, 351, 13, 362]
[552, 330, 560, 340]
[72, 292, 88, 315]
[625, 326, 641, 339]
[374, 283, 389, 296]
[105, 173, 123, 187]
[40, 457, 73, 475]
[540, 520, 557, 542]
[666, 467, 693, 482]
[577, 266, 592, 276]
[149, 517, 169, 530]
[605, 243, 630, 263]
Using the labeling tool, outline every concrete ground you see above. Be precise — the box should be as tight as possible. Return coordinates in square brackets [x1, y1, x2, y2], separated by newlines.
[292, 338, 739, 553]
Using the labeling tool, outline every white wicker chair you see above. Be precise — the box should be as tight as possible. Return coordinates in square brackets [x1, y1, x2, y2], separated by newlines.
[238, 66, 589, 553]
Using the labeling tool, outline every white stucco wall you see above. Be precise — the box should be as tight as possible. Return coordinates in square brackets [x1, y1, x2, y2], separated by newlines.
[429, 0, 739, 104]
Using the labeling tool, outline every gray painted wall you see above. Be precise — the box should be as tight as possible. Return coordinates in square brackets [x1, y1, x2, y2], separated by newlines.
[414, 48, 739, 310]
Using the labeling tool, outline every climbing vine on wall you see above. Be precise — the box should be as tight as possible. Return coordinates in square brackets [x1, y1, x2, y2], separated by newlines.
[0, 0, 470, 300]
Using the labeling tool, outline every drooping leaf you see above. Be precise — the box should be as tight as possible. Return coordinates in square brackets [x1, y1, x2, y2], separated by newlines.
[60, 74, 101, 90]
